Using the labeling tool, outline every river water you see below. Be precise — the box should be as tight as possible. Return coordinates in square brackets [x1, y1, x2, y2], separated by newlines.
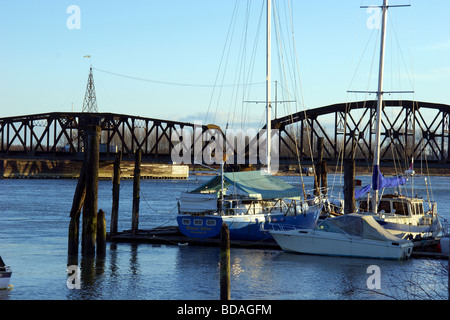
[0, 173, 448, 301]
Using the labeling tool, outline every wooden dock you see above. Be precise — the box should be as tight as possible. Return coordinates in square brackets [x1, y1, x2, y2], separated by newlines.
[108, 226, 450, 259]
[108, 226, 281, 250]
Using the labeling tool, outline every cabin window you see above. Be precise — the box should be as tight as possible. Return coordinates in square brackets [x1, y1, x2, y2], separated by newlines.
[315, 220, 345, 234]
[359, 200, 372, 212]
[413, 203, 424, 215]
[393, 201, 408, 216]
[194, 219, 203, 226]
[378, 201, 391, 213]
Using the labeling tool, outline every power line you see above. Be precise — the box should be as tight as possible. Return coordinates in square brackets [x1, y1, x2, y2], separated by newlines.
[93, 67, 264, 88]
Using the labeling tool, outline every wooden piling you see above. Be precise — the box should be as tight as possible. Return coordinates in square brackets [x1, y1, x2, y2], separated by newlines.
[97, 209, 106, 256]
[320, 161, 327, 195]
[131, 148, 142, 236]
[220, 223, 231, 300]
[68, 139, 88, 256]
[314, 137, 325, 196]
[82, 125, 100, 256]
[110, 150, 122, 236]
[344, 134, 356, 214]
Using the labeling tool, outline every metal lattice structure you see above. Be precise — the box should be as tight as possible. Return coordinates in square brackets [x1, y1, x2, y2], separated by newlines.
[273, 100, 450, 166]
[0, 100, 449, 167]
[0, 112, 202, 161]
[82, 67, 98, 113]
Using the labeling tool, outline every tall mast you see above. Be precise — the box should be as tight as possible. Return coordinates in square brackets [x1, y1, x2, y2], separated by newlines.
[372, 0, 388, 214]
[266, 0, 272, 173]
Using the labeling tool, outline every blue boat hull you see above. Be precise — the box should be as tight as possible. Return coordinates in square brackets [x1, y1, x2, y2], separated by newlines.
[177, 215, 223, 239]
[177, 209, 321, 242]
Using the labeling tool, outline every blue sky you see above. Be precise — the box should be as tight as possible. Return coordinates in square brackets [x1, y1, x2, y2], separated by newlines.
[0, 0, 449, 129]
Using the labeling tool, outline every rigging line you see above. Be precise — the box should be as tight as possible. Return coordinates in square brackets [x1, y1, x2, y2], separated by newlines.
[243, 1, 266, 130]
[237, 1, 265, 131]
[285, 0, 313, 191]
[227, 0, 252, 129]
[272, 0, 308, 195]
[211, 0, 241, 124]
[387, 9, 415, 92]
[346, 25, 378, 93]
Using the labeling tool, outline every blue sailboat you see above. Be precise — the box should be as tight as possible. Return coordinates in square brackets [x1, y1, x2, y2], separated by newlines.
[177, 0, 323, 241]
[177, 170, 323, 241]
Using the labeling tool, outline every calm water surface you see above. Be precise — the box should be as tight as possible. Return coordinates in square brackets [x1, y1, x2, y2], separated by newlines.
[0, 174, 448, 300]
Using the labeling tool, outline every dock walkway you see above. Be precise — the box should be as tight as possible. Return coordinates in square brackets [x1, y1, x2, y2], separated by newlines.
[108, 226, 449, 259]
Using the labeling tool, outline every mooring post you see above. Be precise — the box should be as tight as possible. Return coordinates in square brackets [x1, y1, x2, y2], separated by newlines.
[97, 209, 106, 256]
[110, 150, 122, 237]
[314, 137, 324, 196]
[220, 223, 231, 300]
[344, 134, 356, 214]
[320, 160, 327, 195]
[131, 148, 142, 236]
[68, 157, 87, 256]
[82, 125, 100, 256]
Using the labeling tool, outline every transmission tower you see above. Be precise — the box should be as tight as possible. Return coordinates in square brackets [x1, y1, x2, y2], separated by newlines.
[82, 67, 98, 113]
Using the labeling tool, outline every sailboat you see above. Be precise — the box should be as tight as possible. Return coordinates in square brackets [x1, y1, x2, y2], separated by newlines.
[176, 0, 324, 241]
[351, 0, 442, 240]
[0, 255, 12, 290]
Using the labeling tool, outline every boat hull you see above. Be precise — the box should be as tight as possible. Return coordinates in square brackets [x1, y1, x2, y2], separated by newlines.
[374, 216, 442, 239]
[0, 267, 12, 290]
[177, 208, 321, 241]
[270, 230, 413, 260]
[177, 215, 223, 239]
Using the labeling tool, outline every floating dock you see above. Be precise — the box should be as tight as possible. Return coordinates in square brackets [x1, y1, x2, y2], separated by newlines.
[108, 226, 449, 259]
[108, 226, 280, 250]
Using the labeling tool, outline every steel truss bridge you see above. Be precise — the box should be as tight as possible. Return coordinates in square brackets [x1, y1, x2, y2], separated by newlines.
[0, 100, 449, 168]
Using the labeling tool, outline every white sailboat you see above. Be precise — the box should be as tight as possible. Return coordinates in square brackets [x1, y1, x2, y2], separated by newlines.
[0, 255, 12, 290]
[268, 0, 441, 258]
[177, 0, 324, 241]
[351, 0, 442, 240]
[270, 213, 413, 260]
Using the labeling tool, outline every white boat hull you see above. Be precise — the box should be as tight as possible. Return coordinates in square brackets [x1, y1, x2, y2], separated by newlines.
[0, 266, 12, 290]
[270, 229, 413, 260]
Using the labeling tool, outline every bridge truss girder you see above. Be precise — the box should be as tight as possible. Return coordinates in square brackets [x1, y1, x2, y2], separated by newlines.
[274, 100, 450, 166]
[0, 112, 200, 161]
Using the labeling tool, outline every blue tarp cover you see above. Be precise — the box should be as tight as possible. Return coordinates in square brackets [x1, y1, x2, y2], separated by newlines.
[354, 165, 407, 198]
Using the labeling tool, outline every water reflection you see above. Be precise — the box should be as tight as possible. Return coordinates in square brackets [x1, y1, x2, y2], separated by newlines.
[1, 176, 447, 300]
[66, 254, 106, 299]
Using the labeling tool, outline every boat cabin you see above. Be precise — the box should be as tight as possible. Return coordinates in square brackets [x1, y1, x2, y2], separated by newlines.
[358, 194, 433, 217]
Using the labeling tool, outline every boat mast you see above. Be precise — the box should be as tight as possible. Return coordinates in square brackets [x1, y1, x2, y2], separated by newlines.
[373, 0, 388, 214]
[266, 0, 272, 174]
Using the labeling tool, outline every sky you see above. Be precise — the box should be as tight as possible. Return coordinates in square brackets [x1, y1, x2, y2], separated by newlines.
[0, 0, 449, 130]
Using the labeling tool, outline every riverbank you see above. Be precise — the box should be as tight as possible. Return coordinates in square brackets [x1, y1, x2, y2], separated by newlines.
[0, 158, 188, 179]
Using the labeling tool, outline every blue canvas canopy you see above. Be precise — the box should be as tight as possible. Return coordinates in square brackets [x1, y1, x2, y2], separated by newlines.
[354, 165, 407, 198]
[191, 170, 303, 199]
